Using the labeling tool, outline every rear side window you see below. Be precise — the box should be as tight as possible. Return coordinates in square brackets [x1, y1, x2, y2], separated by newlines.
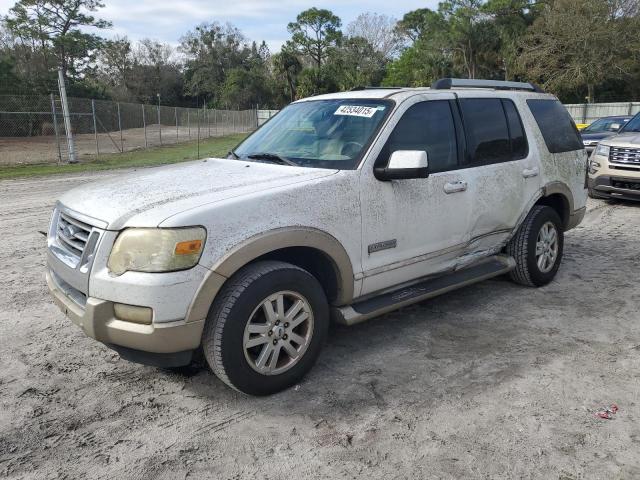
[459, 98, 512, 165]
[526, 99, 583, 153]
[380, 100, 458, 173]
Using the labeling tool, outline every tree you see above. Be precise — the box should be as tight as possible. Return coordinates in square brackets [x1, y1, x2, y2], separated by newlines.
[180, 22, 252, 105]
[386, 1, 502, 85]
[517, 0, 639, 101]
[287, 8, 342, 70]
[439, 0, 501, 79]
[347, 13, 403, 59]
[332, 36, 387, 90]
[5, 0, 111, 80]
[396, 9, 436, 42]
[483, 0, 540, 80]
[383, 40, 454, 86]
[272, 44, 302, 102]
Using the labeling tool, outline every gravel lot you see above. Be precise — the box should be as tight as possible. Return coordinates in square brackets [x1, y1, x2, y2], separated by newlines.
[1, 169, 639, 479]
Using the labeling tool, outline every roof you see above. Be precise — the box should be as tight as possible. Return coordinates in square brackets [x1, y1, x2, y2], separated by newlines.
[295, 86, 552, 104]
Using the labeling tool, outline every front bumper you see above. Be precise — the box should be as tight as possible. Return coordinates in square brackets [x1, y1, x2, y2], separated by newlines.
[47, 270, 205, 366]
[588, 175, 640, 201]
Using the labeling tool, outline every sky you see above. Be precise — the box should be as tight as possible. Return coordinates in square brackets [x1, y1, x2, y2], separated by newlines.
[0, 0, 438, 52]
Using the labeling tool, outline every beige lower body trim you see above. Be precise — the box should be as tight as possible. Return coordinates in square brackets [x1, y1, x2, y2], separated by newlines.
[567, 207, 586, 231]
[47, 271, 204, 354]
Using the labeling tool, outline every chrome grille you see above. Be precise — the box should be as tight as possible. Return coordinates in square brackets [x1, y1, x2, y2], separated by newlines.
[56, 211, 93, 259]
[609, 146, 640, 165]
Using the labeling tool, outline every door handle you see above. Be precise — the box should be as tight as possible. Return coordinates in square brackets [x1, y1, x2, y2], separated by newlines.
[444, 181, 468, 194]
[522, 167, 539, 178]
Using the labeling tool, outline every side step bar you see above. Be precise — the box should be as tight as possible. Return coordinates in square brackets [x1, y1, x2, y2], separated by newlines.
[333, 255, 515, 326]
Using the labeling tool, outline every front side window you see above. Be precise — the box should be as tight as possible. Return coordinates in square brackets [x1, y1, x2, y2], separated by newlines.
[459, 98, 511, 165]
[527, 99, 583, 153]
[233, 99, 392, 169]
[378, 100, 458, 173]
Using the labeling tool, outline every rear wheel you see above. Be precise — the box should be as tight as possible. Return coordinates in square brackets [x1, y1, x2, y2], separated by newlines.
[202, 261, 329, 395]
[506, 205, 564, 287]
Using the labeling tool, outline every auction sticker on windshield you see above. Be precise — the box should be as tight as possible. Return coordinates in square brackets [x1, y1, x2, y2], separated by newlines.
[334, 105, 378, 118]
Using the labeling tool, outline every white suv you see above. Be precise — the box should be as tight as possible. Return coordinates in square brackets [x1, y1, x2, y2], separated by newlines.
[47, 79, 587, 395]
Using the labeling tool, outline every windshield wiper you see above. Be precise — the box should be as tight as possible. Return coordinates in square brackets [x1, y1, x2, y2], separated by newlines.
[246, 152, 299, 167]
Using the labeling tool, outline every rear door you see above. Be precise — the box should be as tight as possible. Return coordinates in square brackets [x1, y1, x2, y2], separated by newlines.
[453, 93, 541, 258]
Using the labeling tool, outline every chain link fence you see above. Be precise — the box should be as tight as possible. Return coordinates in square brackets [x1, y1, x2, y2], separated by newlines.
[0, 94, 258, 166]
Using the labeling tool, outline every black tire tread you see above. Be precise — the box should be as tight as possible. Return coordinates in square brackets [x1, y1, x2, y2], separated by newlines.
[506, 205, 550, 287]
[202, 260, 309, 393]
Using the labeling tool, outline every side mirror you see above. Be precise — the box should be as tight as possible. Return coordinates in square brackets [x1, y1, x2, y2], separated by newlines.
[374, 150, 429, 181]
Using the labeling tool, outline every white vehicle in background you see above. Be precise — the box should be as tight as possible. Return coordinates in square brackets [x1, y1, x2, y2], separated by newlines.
[47, 78, 587, 395]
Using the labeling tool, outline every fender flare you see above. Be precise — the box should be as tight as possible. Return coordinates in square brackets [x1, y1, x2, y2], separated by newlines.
[185, 227, 355, 323]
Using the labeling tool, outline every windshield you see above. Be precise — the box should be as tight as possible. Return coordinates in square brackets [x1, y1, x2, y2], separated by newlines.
[620, 113, 640, 133]
[233, 99, 393, 169]
[583, 117, 628, 133]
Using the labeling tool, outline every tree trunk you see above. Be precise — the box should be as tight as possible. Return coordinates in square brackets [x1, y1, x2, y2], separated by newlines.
[587, 84, 595, 103]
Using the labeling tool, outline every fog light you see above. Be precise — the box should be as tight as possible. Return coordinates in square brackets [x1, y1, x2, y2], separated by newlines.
[114, 303, 153, 325]
[588, 159, 601, 175]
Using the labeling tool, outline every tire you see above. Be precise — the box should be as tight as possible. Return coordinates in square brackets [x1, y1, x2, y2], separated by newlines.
[202, 260, 329, 395]
[506, 205, 564, 287]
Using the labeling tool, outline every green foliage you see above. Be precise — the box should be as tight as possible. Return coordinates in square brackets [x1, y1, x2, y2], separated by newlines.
[0, 54, 22, 94]
[287, 8, 342, 69]
[287, 8, 344, 94]
[517, 0, 640, 101]
[1, 1, 640, 106]
[5, 0, 111, 83]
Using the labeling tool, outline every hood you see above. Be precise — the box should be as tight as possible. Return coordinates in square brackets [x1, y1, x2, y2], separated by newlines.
[581, 132, 615, 142]
[58, 158, 337, 229]
[603, 131, 640, 146]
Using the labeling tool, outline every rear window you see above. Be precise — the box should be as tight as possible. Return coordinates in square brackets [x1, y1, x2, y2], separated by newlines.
[526, 99, 583, 153]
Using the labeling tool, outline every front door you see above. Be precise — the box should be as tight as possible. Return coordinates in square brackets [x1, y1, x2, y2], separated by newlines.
[359, 94, 473, 296]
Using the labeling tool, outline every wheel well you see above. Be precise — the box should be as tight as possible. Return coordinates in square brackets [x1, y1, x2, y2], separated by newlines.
[536, 193, 570, 229]
[251, 247, 340, 303]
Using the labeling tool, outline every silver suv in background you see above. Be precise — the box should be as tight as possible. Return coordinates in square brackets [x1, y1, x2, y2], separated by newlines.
[47, 79, 587, 395]
[588, 111, 640, 201]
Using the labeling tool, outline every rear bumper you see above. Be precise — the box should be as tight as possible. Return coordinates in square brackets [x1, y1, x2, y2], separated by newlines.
[47, 270, 205, 365]
[588, 175, 640, 201]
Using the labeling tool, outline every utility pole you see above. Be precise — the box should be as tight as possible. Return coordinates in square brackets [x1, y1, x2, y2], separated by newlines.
[157, 93, 162, 145]
[57, 68, 77, 163]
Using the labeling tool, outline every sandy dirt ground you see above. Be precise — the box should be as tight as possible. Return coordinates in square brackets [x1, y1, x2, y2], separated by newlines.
[0, 170, 639, 479]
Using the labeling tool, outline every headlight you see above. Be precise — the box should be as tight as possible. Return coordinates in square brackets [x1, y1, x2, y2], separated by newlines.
[108, 227, 206, 275]
[595, 144, 610, 157]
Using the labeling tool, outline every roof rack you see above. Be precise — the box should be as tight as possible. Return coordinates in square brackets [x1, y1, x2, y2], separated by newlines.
[431, 78, 544, 93]
[350, 86, 403, 91]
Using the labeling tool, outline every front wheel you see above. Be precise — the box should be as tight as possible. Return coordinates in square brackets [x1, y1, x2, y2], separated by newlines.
[506, 205, 564, 287]
[202, 261, 329, 395]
